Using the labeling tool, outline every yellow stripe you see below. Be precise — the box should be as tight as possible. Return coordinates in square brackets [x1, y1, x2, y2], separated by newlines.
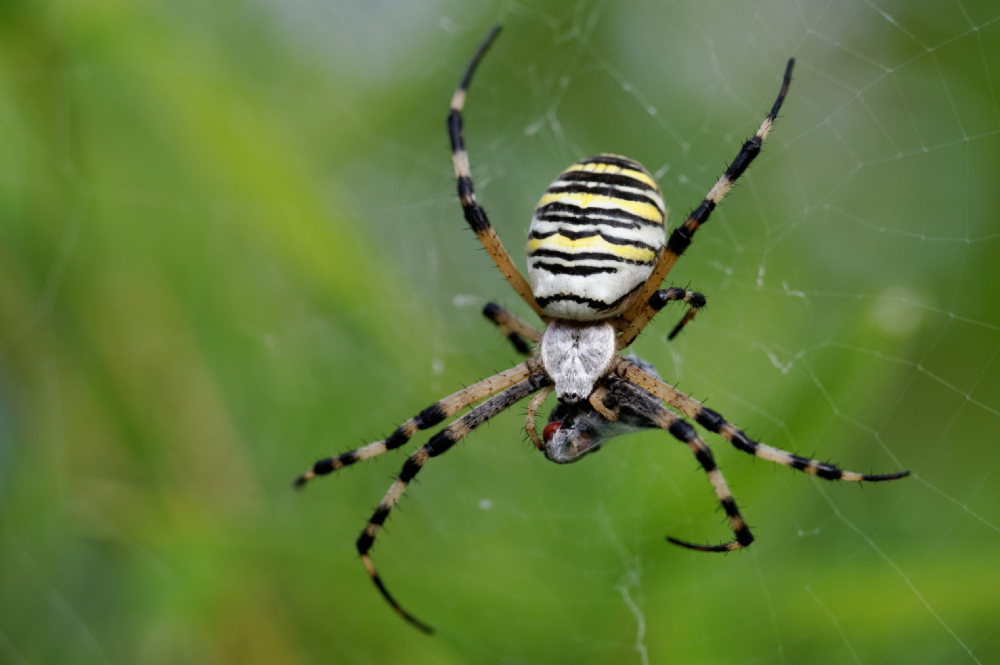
[528, 235, 656, 263]
[537, 191, 663, 224]
[561, 162, 658, 190]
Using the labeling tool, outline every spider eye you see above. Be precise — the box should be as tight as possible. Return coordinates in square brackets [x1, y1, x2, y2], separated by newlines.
[542, 421, 562, 443]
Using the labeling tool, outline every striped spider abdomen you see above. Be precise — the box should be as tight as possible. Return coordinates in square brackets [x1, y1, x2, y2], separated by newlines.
[526, 154, 667, 320]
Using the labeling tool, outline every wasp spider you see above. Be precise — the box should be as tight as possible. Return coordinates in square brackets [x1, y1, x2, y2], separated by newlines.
[296, 25, 910, 633]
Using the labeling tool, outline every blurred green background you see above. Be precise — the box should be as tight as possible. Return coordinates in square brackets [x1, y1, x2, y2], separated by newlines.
[2, 0, 999, 663]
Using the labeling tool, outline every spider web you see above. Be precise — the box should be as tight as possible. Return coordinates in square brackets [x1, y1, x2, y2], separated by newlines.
[0, 0, 998, 664]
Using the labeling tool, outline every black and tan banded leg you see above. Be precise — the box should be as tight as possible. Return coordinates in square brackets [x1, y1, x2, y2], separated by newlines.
[357, 371, 551, 633]
[617, 58, 796, 347]
[482, 301, 542, 356]
[615, 358, 910, 483]
[647, 287, 707, 340]
[449, 26, 548, 321]
[294, 361, 536, 487]
[606, 377, 753, 552]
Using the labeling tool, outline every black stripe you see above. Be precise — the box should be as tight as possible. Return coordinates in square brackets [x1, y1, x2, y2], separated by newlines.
[693, 446, 716, 472]
[695, 407, 724, 433]
[417, 404, 446, 429]
[370, 505, 391, 526]
[668, 420, 697, 444]
[648, 287, 690, 311]
[535, 205, 654, 231]
[457, 175, 474, 199]
[665, 224, 694, 256]
[461, 198, 490, 233]
[532, 262, 618, 276]
[721, 496, 740, 517]
[399, 457, 423, 483]
[507, 332, 530, 355]
[578, 155, 648, 172]
[535, 293, 604, 310]
[356, 532, 374, 555]
[815, 464, 843, 480]
[384, 426, 409, 450]
[447, 109, 463, 153]
[534, 212, 639, 233]
[545, 183, 664, 210]
[724, 137, 761, 182]
[737, 526, 754, 546]
[482, 302, 502, 322]
[648, 291, 668, 311]
[528, 248, 652, 266]
[729, 430, 758, 454]
[529, 228, 657, 251]
[557, 170, 657, 191]
[535, 211, 662, 233]
[789, 456, 809, 471]
[313, 458, 335, 475]
[426, 429, 458, 457]
[690, 198, 715, 225]
[535, 282, 641, 312]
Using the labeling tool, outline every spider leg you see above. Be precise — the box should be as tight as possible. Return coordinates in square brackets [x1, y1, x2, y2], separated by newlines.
[647, 287, 707, 340]
[357, 372, 551, 633]
[295, 360, 536, 487]
[449, 26, 548, 320]
[606, 376, 753, 552]
[617, 58, 795, 347]
[482, 301, 542, 356]
[525, 385, 554, 450]
[615, 358, 910, 482]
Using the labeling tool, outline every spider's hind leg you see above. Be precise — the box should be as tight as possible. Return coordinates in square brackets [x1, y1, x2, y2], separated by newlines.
[606, 376, 753, 552]
[482, 301, 542, 356]
[357, 372, 551, 632]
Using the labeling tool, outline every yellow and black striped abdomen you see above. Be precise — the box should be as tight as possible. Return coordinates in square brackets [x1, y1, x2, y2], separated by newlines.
[527, 154, 666, 320]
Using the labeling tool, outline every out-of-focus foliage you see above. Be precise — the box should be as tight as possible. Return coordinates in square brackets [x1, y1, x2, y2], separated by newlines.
[1, 1, 999, 663]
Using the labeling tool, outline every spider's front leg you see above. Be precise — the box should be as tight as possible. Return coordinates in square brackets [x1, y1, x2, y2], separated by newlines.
[294, 360, 536, 487]
[525, 385, 555, 450]
[448, 26, 547, 320]
[357, 371, 551, 633]
[617, 58, 796, 347]
[606, 376, 753, 551]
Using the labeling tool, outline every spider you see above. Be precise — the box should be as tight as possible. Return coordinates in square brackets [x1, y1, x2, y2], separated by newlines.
[296, 25, 910, 633]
